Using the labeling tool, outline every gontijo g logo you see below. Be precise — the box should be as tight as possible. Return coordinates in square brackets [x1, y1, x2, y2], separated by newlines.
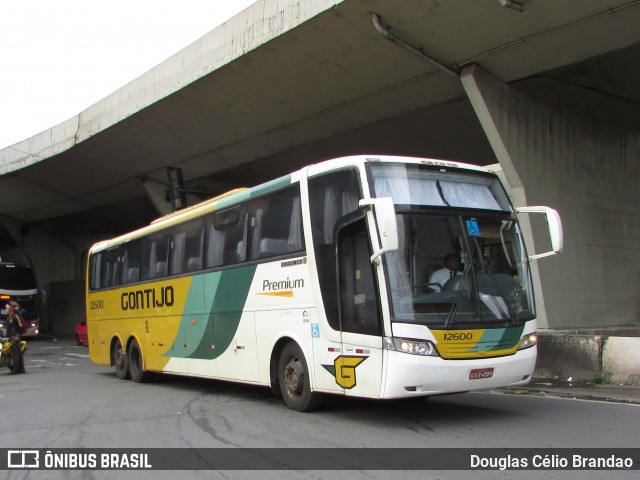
[322, 355, 367, 389]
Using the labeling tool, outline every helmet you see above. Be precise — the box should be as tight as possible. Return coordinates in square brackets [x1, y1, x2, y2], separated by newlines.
[6, 300, 19, 311]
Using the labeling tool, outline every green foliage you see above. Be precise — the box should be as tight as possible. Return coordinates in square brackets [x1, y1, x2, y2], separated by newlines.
[590, 374, 610, 385]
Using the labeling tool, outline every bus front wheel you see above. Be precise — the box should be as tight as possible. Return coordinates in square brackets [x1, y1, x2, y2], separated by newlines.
[113, 339, 130, 380]
[278, 342, 322, 412]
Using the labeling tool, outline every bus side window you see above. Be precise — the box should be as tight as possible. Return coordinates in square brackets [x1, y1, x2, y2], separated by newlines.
[89, 253, 102, 290]
[170, 231, 187, 275]
[101, 248, 120, 288]
[141, 234, 170, 280]
[206, 220, 225, 268]
[210, 205, 248, 266]
[182, 218, 204, 273]
[120, 239, 141, 284]
[168, 218, 205, 275]
[249, 186, 304, 260]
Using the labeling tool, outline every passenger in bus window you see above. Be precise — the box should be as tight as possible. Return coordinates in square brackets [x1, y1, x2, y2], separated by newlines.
[428, 254, 461, 292]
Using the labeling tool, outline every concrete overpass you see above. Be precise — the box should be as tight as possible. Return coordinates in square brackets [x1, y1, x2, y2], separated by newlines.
[1, 0, 639, 380]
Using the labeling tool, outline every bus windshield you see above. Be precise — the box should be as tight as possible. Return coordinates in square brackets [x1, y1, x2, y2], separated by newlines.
[0, 263, 40, 327]
[368, 163, 535, 327]
[0, 263, 37, 291]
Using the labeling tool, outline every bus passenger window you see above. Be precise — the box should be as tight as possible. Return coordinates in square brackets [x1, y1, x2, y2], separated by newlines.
[249, 187, 304, 260]
[209, 205, 248, 266]
[169, 218, 204, 276]
[89, 253, 102, 290]
[206, 220, 225, 268]
[101, 248, 120, 288]
[141, 234, 170, 280]
[182, 219, 204, 273]
[120, 240, 141, 284]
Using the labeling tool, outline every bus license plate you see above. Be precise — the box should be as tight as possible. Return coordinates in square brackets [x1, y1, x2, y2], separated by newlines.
[469, 368, 493, 380]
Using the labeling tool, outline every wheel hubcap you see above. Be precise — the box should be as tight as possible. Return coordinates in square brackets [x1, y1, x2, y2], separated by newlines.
[115, 348, 125, 369]
[283, 358, 304, 396]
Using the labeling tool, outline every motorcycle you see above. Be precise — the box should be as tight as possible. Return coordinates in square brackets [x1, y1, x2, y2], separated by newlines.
[0, 337, 27, 370]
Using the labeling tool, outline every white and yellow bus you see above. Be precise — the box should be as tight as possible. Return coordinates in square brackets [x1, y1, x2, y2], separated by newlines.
[86, 155, 562, 411]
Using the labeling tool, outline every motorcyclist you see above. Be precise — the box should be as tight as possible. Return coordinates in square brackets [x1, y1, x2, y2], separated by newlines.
[5, 301, 26, 374]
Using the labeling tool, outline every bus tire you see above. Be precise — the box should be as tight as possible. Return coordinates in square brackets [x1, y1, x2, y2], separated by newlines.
[278, 342, 322, 412]
[128, 338, 152, 383]
[113, 339, 130, 380]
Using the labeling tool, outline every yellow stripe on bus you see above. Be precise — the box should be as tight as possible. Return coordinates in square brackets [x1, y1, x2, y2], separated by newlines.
[257, 290, 294, 298]
[431, 328, 521, 359]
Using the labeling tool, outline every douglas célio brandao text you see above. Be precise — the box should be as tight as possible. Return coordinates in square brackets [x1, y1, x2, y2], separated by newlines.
[470, 453, 634, 470]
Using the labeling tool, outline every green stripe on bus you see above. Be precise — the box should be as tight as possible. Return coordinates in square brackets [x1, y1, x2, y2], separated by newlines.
[216, 190, 252, 210]
[192, 265, 257, 360]
[211, 175, 291, 211]
[177, 275, 211, 357]
[467, 325, 524, 352]
[248, 175, 292, 197]
[164, 265, 257, 360]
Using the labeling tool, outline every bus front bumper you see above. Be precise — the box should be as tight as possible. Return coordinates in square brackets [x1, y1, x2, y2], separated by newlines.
[381, 346, 537, 399]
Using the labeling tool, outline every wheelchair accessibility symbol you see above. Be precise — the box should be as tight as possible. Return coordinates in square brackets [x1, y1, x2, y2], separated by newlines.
[311, 323, 320, 338]
[466, 220, 480, 236]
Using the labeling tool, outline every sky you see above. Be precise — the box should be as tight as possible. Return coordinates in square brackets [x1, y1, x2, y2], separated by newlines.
[0, 0, 257, 150]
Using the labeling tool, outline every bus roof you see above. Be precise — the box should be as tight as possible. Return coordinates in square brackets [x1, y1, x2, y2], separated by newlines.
[305, 155, 491, 177]
[89, 155, 495, 253]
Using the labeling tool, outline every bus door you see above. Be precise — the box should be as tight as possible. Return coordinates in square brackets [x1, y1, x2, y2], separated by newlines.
[334, 217, 384, 397]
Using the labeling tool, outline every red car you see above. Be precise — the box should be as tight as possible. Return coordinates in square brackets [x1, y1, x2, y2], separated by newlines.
[76, 318, 88, 346]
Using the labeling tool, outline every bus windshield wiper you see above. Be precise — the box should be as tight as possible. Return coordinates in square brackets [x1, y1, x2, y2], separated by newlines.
[443, 265, 471, 328]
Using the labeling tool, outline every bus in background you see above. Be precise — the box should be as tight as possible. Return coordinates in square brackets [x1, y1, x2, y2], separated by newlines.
[0, 262, 41, 337]
[86, 155, 562, 411]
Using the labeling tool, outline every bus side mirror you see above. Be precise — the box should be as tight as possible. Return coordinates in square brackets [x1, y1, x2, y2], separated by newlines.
[359, 197, 399, 263]
[516, 206, 563, 260]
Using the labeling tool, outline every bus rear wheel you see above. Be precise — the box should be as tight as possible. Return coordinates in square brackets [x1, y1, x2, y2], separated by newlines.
[278, 342, 322, 412]
[113, 339, 129, 380]
[128, 338, 152, 383]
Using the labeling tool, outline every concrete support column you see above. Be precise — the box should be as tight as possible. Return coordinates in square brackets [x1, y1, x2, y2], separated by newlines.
[459, 64, 640, 334]
[139, 178, 172, 217]
[460, 64, 549, 328]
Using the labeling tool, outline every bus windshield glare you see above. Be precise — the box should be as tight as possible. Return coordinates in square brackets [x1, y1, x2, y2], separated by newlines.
[368, 162, 535, 327]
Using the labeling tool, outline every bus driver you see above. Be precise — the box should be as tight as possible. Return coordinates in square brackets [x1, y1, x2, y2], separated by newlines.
[428, 253, 461, 292]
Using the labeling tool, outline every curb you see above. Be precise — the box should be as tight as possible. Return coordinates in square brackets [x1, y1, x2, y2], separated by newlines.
[496, 383, 640, 406]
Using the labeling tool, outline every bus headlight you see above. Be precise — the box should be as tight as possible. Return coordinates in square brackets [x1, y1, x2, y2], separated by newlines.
[384, 337, 439, 356]
[517, 333, 537, 350]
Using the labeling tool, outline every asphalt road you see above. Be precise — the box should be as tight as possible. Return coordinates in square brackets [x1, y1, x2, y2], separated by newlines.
[1, 338, 638, 480]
